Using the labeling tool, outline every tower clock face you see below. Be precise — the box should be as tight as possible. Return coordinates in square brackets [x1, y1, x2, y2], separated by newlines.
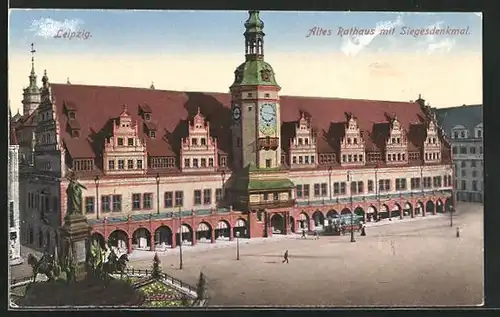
[232, 105, 241, 121]
[259, 103, 277, 135]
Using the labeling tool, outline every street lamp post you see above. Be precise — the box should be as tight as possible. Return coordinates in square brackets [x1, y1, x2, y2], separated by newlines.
[221, 171, 226, 203]
[328, 166, 332, 201]
[178, 205, 183, 270]
[155, 173, 160, 215]
[236, 231, 240, 260]
[347, 171, 356, 243]
[450, 205, 454, 227]
[94, 176, 100, 219]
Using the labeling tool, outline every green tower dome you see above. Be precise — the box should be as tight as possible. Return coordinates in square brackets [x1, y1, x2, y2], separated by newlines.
[230, 11, 280, 88]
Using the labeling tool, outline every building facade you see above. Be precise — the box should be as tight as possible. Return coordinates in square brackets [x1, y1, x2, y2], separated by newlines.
[435, 104, 483, 203]
[9, 109, 22, 265]
[16, 11, 453, 255]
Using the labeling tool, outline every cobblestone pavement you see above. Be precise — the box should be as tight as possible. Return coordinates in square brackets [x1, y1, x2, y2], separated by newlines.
[129, 203, 483, 307]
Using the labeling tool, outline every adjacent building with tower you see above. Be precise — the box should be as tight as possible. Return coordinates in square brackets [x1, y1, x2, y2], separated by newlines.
[434, 104, 483, 203]
[9, 107, 22, 265]
[14, 11, 453, 255]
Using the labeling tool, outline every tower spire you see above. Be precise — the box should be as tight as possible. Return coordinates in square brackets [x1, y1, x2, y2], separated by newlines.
[29, 43, 37, 87]
[244, 10, 265, 61]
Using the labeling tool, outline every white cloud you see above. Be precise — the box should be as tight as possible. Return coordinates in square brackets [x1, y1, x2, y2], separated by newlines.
[340, 15, 403, 56]
[427, 38, 456, 54]
[28, 18, 83, 38]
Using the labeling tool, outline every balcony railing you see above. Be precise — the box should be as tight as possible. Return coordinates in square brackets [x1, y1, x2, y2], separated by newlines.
[248, 199, 296, 210]
[258, 137, 279, 150]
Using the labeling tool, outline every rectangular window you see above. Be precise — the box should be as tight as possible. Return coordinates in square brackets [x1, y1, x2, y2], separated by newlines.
[164, 191, 173, 208]
[193, 158, 199, 168]
[184, 158, 190, 168]
[112, 195, 122, 212]
[472, 180, 478, 191]
[296, 185, 303, 198]
[132, 193, 141, 210]
[117, 138, 124, 146]
[203, 189, 212, 205]
[108, 160, 115, 170]
[263, 193, 269, 201]
[127, 159, 134, 169]
[433, 176, 442, 187]
[266, 159, 271, 168]
[304, 156, 309, 164]
[357, 181, 364, 194]
[194, 190, 202, 205]
[220, 156, 227, 167]
[201, 158, 207, 167]
[118, 160, 125, 170]
[128, 138, 134, 146]
[293, 156, 297, 164]
[143, 193, 152, 209]
[273, 192, 279, 201]
[215, 188, 223, 202]
[101, 196, 111, 212]
[311, 155, 315, 163]
[367, 180, 374, 193]
[137, 159, 143, 169]
[378, 179, 390, 192]
[209, 158, 214, 167]
[395, 178, 407, 190]
[9, 201, 14, 228]
[461, 180, 467, 190]
[471, 160, 476, 168]
[85, 197, 95, 214]
[175, 191, 184, 207]
[423, 177, 432, 188]
[303, 184, 310, 198]
[350, 181, 357, 194]
[321, 183, 327, 196]
[411, 178, 421, 189]
[314, 183, 321, 197]
[340, 182, 346, 195]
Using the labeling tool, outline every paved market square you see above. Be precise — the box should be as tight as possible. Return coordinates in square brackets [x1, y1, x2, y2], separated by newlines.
[129, 202, 483, 307]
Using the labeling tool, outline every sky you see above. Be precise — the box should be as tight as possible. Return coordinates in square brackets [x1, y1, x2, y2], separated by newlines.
[8, 10, 482, 113]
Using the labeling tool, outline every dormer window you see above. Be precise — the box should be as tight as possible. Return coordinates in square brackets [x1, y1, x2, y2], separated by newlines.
[304, 138, 309, 145]
[128, 138, 134, 146]
[68, 111, 75, 119]
[298, 138, 303, 145]
[72, 130, 80, 138]
[118, 138, 124, 146]
[201, 138, 206, 146]
[149, 130, 156, 138]
[192, 138, 198, 146]
[144, 113, 151, 121]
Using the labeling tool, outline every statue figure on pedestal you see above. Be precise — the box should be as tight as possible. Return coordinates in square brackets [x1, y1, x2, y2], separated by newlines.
[66, 171, 87, 215]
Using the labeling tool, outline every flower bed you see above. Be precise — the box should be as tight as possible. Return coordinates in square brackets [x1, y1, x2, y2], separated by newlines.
[136, 280, 193, 307]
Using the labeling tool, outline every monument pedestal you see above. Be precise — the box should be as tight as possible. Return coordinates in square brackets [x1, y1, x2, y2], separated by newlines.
[60, 213, 91, 282]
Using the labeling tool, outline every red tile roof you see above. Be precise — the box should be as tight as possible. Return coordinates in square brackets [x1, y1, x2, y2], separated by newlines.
[49, 83, 431, 163]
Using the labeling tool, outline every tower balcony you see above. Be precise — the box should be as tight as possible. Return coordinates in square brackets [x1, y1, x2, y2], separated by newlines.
[258, 137, 279, 150]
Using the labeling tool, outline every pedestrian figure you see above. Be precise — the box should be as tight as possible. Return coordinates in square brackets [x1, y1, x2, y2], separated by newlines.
[360, 223, 366, 236]
[282, 250, 289, 263]
[313, 230, 319, 240]
[301, 229, 306, 239]
[456, 226, 460, 238]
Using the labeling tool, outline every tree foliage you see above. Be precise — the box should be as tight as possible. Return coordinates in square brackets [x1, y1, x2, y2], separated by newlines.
[151, 253, 162, 279]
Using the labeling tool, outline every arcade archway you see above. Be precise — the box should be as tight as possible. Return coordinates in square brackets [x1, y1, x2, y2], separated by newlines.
[379, 204, 389, 220]
[91, 232, 106, 248]
[271, 214, 284, 234]
[312, 210, 325, 228]
[366, 205, 377, 222]
[436, 199, 444, 213]
[426, 200, 435, 215]
[340, 208, 351, 215]
[392, 203, 402, 219]
[354, 207, 365, 221]
[415, 201, 424, 216]
[445, 198, 453, 212]
[155, 225, 173, 249]
[326, 209, 339, 220]
[177, 224, 193, 245]
[132, 227, 151, 250]
[108, 229, 129, 253]
[404, 202, 413, 218]
[298, 212, 310, 231]
[234, 218, 248, 238]
[196, 222, 213, 242]
[215, 220, 231, 240]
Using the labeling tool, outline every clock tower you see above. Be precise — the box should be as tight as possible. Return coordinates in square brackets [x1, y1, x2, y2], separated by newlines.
[228, 11, 295, 219]
[230, 10, 281, 170]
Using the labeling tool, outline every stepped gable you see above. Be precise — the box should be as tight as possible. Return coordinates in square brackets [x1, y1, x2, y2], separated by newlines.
[50, 83, 428, 160]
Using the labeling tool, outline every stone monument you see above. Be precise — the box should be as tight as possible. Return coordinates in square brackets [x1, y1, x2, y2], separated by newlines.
[59, 172, 91, 282]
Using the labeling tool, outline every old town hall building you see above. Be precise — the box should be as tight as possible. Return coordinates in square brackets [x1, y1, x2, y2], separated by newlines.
[14, 11, 453, 255]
